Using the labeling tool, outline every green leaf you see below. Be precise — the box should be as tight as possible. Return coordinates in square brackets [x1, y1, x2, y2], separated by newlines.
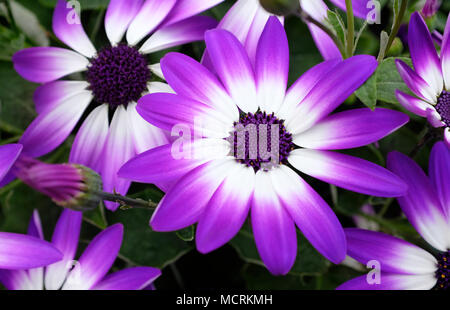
[83, 203, 108, 229]
[0, 61, 37, 133]
[107, 208, 193, 269]
[9, 1, 49, 46]
[230, 223, 330, 276]
[326, 10, 346, 48]
[176, 225, 195, 242]
[376, 57, 412, 104]
[355, 71, 377, 109]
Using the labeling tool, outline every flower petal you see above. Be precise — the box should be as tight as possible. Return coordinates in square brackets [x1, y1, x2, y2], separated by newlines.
[160, 52, 239, 121]
[251, 170, 297, 275]
[255, 17, 288, 114]
[140, 16, 217, 54]
[408, 12, 443, 95]
[53, 0, 96, 58]
[69, 104, 109, 171]
[137, 92, 232, 139]
[118, 139, 229, 190]
[0, 144, 22, 182]
[19, 91, 92, 158]
[243, 4, 283, 66]
[337, 273, 438, 290]
[0, 232, 62, 270]
[270, 166, 346, 264]
[277, 59, 341, 120]
[44, 209, 82, 290]
[442, 13, 450, 89]
[293, 108, 409, 150]
[286, 55, 378, 134]
[429, 141, 450, 217]
[105, 0, 143, 45]
[150, 158, 237, 231]
[33, 81, 89, 115]
[289, 149, 407, 197]
[387, 151, 450, 251]
[205, 29, 258, 113]
[196, 164, 255, 253]
[395, 90, 431, 118]
[101, 106, 136, 211]
[92, 267, 161, 290]
[329, 0, 372, 19]
[301, 0, 342, 60]
[13, 47, 89, 83]
[160, 0, 224, 27]
[345, 228, 438, 275]
[395, 59, 436, 103]
[126, 0, 177, 46]
[62, 224, 123, 290]
[128, 102, 169, 155]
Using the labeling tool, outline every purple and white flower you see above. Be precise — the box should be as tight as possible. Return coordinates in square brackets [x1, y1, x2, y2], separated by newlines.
[300, 0, 373, 60]
[396, 12, 450, 147]
[119, 17, 409, 275]
[12, 0, 222, 210]
[0, 209, 161, 290]
[337, 142, 450, 290]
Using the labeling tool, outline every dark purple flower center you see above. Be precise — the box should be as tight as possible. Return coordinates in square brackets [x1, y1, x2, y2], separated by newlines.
[436, 91, 450, 127]
[86, 44, 151, 107]
[435, 250, 449, 290]
[227, 111, 294, 172]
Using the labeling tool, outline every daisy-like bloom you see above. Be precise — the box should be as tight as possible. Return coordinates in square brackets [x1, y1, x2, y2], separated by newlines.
[1, 144, 64, 271]
[11, 155, 103, 212]
[0, 209, 161, 290]
[395, 12, 450, 147]
[337, 142, 450, 290]
[300, 0, 372, 60]
[119, 17, 409, 275]
[12, 0, 222, 210]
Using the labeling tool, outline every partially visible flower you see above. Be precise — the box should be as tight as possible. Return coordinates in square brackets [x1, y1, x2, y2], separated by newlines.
[0, 144, 22, 185]
[432, 30, 443, 46]
[203, 0, 283, 67]
[337, 142, 450, 290]
[300, 0, 373, 60]
[421, 0, 441, 18]
[395, 12, 450, 147]
[12, 0, 221, 210]
[13, 156, 102, 212]
[0, 210, 161, 290]
[119, 17, 408, 275]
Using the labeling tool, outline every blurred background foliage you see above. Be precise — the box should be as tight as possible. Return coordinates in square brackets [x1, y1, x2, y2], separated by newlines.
[0, 0, 448, 290]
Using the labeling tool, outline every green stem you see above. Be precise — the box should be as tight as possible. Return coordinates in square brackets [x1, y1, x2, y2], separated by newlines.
[381, 0, 408, 61]
[95, 191, 158, 210]
[345, 0, 355, 58]
[296, 9, 346, 58]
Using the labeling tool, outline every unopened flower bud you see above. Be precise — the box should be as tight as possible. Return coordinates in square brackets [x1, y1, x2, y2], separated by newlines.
[16, 157, 103, 212]
[421, 0, 441, 18]
[259, 0, 299, 16]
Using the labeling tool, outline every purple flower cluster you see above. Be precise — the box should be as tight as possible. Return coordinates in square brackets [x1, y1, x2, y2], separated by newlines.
[0, 0, 449, 291]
